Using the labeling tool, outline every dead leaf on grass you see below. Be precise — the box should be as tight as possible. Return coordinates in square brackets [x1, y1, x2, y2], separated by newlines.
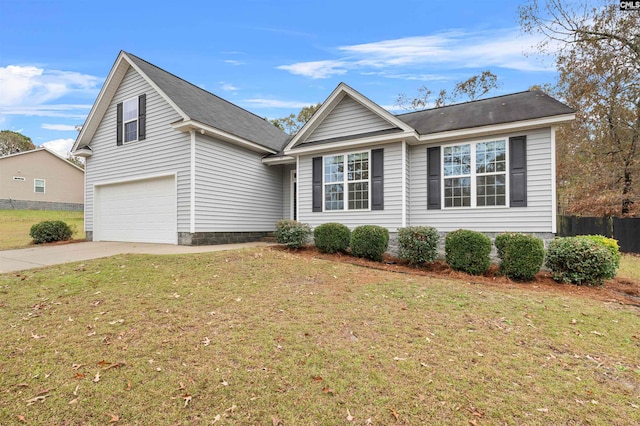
[272, 416, 281, 425]
[17, 415, 27, 423]
[107, 413, 119, 423]
[389, 407, 399, 421]
[322, 387, 335, 395]
[25, 394, 48, 405]
[346, 408, 354, 422]
[93, 371, 101, 383]
[183, 394, 192, 407]
[125, 380, 131, 391]
[68, 398, 78, 405]
[312, 376, 323, 382]
[73, 384, 80, 396]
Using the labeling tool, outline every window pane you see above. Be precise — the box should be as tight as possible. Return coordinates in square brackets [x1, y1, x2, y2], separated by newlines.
[348, 182, 369, 210]
[476, 140, 506, 175]
[476, 174, 506, 206]
[123, 98, 138, 121]
[444, 144, 471, 177]
[347, 152, 368, 182]
[324, 184, 343, 210]
[324, 155, 344, 183]
[444, 177, 470, 208]
[124, 121, 138, 142]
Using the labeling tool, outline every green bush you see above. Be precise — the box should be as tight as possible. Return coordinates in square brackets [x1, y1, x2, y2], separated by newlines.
[494, 233, 545, 281]
[273, 220, 311, 249]
[397, 226, 439, 266]
[445, 229, 491, 275]
[545, 237, 617, 286]
[576, 235, 621, 268]
[29, 220, 74, 244]
[350, 225, 389, 262]
[314, 222, 351, 253]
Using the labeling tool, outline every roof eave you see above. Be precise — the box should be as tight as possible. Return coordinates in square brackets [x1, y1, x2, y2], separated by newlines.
[414, 113, 576, 144]
[172, 120, 278, 155]
[261, 155, 296, 165]
[285, 130, 417, 156]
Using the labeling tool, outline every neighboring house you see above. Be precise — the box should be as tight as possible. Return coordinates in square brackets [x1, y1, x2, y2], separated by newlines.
[0, 147, 84, 211]
[72, 51, 575, 246]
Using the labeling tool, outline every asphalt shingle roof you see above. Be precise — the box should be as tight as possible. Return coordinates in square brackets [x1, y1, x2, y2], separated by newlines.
[396, 90, 574, 135]
[125, 52, 289, 152]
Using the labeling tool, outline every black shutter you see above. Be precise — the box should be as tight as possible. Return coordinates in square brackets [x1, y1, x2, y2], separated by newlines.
[371, 148, 384, 210]
[312, 157, 322, 212]
[509, 135, 527, 207]
[427, 147, 441, 210]
[138, 94, 146, 141]
[116, 102, 123, 146]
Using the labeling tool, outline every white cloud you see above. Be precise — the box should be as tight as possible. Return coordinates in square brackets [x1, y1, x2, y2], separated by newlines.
[242, 98, 314, 109]
[0, 104, 92, 119]
[41, 138, 75, 157]
[42, 123, 79, 131]
[277, 29, 556, 79]
[0, 65, 101, 106]
[224, 59, 244, 66]
[220, 82, 239, 91]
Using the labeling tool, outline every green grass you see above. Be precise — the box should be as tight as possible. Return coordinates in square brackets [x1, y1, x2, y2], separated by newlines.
[620, 254, 640, 282]
[0, 210, 84, 250]
[1, 247, 638, 425]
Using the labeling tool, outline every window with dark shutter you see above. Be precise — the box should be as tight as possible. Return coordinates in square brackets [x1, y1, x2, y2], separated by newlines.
[116, 102, 123, 146]
[509, 136, 527, 207]
[371, 148, 384, 210]
[427, 147, 441, 209]
[138, 94, 146, 141]
[312, 157, 322, 212]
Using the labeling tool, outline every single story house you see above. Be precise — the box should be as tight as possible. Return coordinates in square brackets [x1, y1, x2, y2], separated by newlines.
[72, 51, 575, 245]
[0, 146, 84, 211]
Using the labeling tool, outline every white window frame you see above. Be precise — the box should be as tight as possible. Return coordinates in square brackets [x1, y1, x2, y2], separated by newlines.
[34, 178, 46, 194]
[441, 138, 509, 209]
[122, 97, 139, 143]
[322, 150, 371, 212]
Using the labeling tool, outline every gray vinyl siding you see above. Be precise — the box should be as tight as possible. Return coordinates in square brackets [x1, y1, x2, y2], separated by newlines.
[194, 135, 283, 232]
[282, 164, 295, 219]
[84, 66, 190, 232]
[409, 128, 554, 233]
[298, 142, 403, 231]
[307, 96, 394, 142]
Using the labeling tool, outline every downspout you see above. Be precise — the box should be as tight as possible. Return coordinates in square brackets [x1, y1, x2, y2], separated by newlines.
[401, 140, 407, 228]
[551, 126, 557, 234]
[190, 130, 196, 234]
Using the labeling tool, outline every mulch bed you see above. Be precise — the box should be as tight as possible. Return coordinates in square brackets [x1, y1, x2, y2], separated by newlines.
[271, 245, 640, 308]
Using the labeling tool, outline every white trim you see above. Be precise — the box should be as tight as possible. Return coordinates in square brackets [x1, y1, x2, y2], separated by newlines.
[190, 130, 196, 234]
[401, 140, 407, 228]
[290, 169, 297, 220]
[172, 120, 278, 155]
[440, 137, 509, 209]
[285, 131, 415, 156]
[122, 96, 139, 144]
[322, 149, 371, 212]
[262, 155, 296, 165]
[551, 126, 557, 234]
[415, 114, 575, 145]
[93, 171, 177, 188]
[295, 155, 300, 221]
[284, 83, 416, 152]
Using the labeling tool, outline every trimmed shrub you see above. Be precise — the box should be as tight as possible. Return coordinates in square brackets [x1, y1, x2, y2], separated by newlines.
[545, 237, 617, 286]
[397, 226, 439, 266]
[350, 225, 389, 262]
[314, 222, 351, 253]
[576, 235, 621, 268]
[494, 233, 545, 281]
[445, 229, 491, 275]
[30, 220, 74, 244]
[273, 220, 311, 249]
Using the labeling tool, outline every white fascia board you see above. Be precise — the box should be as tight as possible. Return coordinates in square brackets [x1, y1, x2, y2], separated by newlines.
[172, 120, 278, 155]
[284, 131, 416, 156]
[262, 155, 296, 165]
[284, 83, 415, 152]
[551, 126, 558, 234]
[414, 114, 576, 145]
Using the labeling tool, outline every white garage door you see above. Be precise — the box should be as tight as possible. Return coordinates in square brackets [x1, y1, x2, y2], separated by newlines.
[95, 175, 177, 244]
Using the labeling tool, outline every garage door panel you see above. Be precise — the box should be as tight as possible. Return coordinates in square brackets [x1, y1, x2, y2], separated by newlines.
[95, 176, 177, 244]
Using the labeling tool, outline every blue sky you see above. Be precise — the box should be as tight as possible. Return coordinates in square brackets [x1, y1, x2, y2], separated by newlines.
[0, 0, 558, 157]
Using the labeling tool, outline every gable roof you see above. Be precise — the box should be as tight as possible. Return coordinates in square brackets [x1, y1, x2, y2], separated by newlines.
[0, 146, 85, 173]
[396, 90, 575, 135]
[73, 51, 288, 154]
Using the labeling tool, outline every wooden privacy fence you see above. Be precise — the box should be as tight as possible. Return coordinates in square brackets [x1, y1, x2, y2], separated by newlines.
[557, 215, 640, 253]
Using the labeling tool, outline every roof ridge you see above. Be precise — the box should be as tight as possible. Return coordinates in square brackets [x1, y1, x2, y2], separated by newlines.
[394, 90, 536, 117]
[123, 51, 278, 126]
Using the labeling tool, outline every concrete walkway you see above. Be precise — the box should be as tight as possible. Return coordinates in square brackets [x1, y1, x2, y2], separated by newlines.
[0, 241, 269, 273]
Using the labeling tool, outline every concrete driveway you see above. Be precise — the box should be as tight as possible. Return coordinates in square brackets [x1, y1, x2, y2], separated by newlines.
[0, 241, 269, 273]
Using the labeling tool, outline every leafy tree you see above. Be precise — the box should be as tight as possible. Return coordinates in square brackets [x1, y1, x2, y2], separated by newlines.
[520, 0, 640, 216]
[271, 103, 321, 135]
[0, 130, 35, 156]
[395, 70, 500, 111]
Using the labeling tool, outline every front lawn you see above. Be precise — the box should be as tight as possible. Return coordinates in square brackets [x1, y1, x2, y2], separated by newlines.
[0, 248, 638, 424]
[0, 210, 85, 250]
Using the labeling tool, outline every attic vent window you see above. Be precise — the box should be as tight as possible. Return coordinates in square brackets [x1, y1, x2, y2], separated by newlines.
[13, 176, 25, 181]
